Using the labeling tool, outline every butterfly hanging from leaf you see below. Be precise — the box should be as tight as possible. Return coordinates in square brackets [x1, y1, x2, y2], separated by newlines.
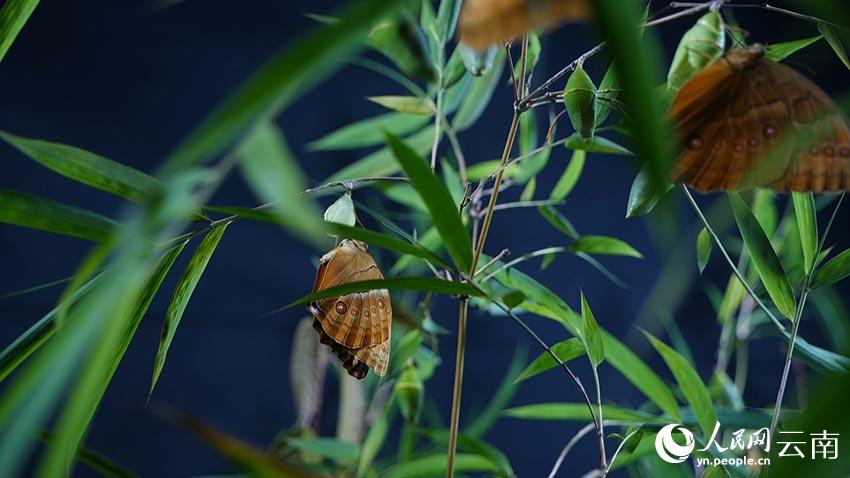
[670, 44, 850, 192]
[308, 239, 391, 379]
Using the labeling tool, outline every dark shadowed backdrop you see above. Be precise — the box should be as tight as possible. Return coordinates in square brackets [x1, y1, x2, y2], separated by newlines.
[1, 1, 848, 476]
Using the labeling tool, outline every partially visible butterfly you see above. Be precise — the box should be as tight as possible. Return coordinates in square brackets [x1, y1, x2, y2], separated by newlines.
[308, 239, 391, 379]
[458, 0, 590, 50]
[670, 44, 850, 192]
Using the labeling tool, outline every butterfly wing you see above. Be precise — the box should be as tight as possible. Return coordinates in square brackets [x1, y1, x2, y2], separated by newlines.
[459, 0, 589, 50]
[671, 49, 850, 192]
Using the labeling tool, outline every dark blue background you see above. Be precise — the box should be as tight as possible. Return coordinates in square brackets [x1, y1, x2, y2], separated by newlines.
[1, 1, 848, 476]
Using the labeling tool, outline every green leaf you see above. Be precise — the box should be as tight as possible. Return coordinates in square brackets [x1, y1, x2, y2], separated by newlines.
[728, 193, 797, 319]
[812, 248, 850, 289]
[327, 125, 435, 181]
[162, 0, 402, 172]
[569, 235, 643, 259]
[452, 50, 505, 131]
[667, 11, 725, 90]
[819, 23, 850, 70]
[505, 403, 662, 424]
[790, 333, 850, 375]
[386, 133, 473, 271]
[39, 242, 187, 477]
[564, 133, 632, 155]
[238, 123, 325, 245]
[580, 293, 605, 367]
[697, 227, 713, 274]
[538, 206, 579, 240]
[434, 0, 461, 40]
[323, 192, 356, 227]
[466, 160, 520, 181]
[367, 95, 435, 116]
[385, 454, 499, 478]
[766, 35, 823, 62]
[563, 65, 597, 139]
[150, 225, 228, 396]
[0, 131, 163, 203]
[307, 112, 428, 151]
[285, 277, 482, 308]
[368, 17, 435, 82]
[387, 330, 422, 378]
[550, 150, 585, 201]
[0, 0, 40, 63]
[356, 394, 394, 476]
[792, 192, 818, 275]
[626, 164, 672, 217]
[515, 338, 585, 383]
[285, 437, 359, 462]
[643, 331, 717, 439]
[0, 188, 119, 242]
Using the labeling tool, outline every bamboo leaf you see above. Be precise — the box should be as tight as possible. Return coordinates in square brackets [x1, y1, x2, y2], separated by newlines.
[39, 242, 187, 476]
[729, 193, 797, 319]
[564, 133, 632, 155]
[792, 191, 818, 275]
[643, 331, 717, 439]
[0, 188, 118, 241]
[569, 235, 643, 259]
[386, 133, 472, 271]
[327, 125, 435, 181]
[285, 437, 360, 462]
[0, 131, 163, 203]
[238, 123, 325, 245]
[285, 277, 482, 308]
[538, 206, 579, 240]
[580, 293, 605, 367]
[696, 227, 713, 274]
[308, 112, 428, 151]
[385, 454, 499, 478]
[766, 35, 823, 62]
[812, 248, 850, 289]
[550, 150, 585, 201]
[0, 0, 40, 63]
[515, 338, 585, 383]
[150, 226, 228, 396]
[819, 23, 850, 70]
[367, 95, 435, 116]
[626, 164, 672, 218]
[162, 0, 402, 172]
[505, 403, 662, 424]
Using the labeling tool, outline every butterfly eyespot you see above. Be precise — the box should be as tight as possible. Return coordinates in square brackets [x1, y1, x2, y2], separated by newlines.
[364, 310, 370, 318]
[763, 124, 778, 139]
[839, 147, 850, 158]
[350, 307, 359, 317]
[686, 136, 703, 151]
[335, 301, 348, 315]
[371, 306, 378, 317]
[822, 145, 836, 157]
[377, 298, 385, 309]
[748, 138, 760, 149]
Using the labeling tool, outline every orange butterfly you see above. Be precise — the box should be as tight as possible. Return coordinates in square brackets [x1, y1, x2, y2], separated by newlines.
[670, 44, 850, 192]
[458, 0, 590, 49]
[308, 239, 391, 379]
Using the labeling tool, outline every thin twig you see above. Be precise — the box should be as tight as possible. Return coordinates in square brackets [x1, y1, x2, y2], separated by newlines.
[474, 249, 511, 277]
[480, 247, 567, 283]
[549, 422, 596, 478]
[302, 176, 411, 196]
[672, 2, 844, 29]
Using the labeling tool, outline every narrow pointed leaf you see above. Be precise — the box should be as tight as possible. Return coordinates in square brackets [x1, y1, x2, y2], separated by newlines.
[307, 112, 428, 151]
[565, 133, 631, 155]
[729, 193, 797, 319]
[818, 23, 849, 70]
[550, 150, 585, 201]
[0, 131, 163, 203]
[386, 133, 472, 271]
[367, 96, 435, 116]
[0, 0, 40, 63]
[538, 206, 579, 240]
[285, 277, 482, 308]
[580, 293, 605, 367]
[515, 338, 585, 383]
[150, 226, 228, 395]
[812, 248, 850, 289]
[792, 191, 818, 275]
[766, 35, 823, 62]
[385, 454, 499, 478]
[643, 331, 717, 439]
[697, 227, 713, 274]
[0, 188, 118, 241]
[452, 50, 505, 131]
[626, 164, 672, 217]
[327, 125, 435, 181]
[569, 235, 643, 259]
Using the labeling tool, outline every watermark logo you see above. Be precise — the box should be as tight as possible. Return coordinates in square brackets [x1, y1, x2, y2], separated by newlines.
[655, 423, 695, 464]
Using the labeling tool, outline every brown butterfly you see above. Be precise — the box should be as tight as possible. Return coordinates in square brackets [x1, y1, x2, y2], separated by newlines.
[670, 44, 850, 192]
[458, 0, 590, 50]
[308, 239, 391, 379]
